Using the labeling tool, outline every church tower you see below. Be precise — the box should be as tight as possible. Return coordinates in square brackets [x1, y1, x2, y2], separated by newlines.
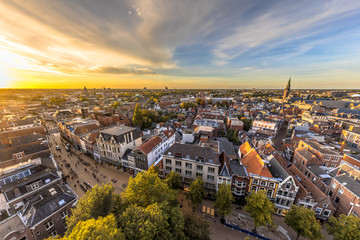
[282, 77, 291, 101]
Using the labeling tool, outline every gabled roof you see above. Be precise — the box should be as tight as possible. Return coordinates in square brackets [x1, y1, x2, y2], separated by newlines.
[73, 123, 99, 136]
[219, 152, 231, 177]
[241, 148, 273, 178]
[136, 136, 162, 155]
[239, 141, 252, 156]
[288, 165, 332, 205]
[163, 129, 175, 138]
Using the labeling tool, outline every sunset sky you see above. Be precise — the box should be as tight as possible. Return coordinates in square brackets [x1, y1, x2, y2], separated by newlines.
[0, 0, 360, 89]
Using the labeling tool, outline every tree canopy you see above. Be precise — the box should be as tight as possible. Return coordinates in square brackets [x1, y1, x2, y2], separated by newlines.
[53, 214, 124, 240]
[244, 190, 275, 231]
[285, 205, 322, 240]
[326, 214, 360, 240]
[122, 166, 177, 207]
[165, 171, 182, 190]
[132, 103, 143, 128]
[66, 184, 116, 234]
[60, 167, 210, 240]
[188, 177, 206, 207]
[214, 182, 234, 217]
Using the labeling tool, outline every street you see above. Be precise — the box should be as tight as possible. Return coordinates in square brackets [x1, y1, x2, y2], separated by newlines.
[48, 133, 131, 199]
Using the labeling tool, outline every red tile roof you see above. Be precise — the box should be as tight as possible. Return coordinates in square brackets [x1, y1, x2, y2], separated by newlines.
[163, 129, 175, 138]
[137, 136, 162, 155]
[239, 141, 252, 156]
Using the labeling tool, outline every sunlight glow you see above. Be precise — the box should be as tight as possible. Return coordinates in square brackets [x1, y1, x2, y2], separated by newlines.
[0, 67, 12, 88]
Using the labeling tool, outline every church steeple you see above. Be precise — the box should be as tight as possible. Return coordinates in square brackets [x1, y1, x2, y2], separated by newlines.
[285, 77, 291, 90]
[283, 77, 291, 101]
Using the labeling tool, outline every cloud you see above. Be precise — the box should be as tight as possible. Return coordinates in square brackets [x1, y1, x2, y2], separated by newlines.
[90, 66, 157, 75]
[212, 0, 360, 64]
[0, 0, 360, 84]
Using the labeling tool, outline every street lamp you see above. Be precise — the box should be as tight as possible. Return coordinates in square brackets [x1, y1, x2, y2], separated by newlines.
[347, 202, 359, 216]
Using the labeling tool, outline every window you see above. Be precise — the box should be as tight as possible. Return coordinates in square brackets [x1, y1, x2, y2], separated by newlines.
[48, 230, 57, 237]
[49, 188, 57, 195]
[278, 190, 283, 195]
[166, 166, 172, 171]
[323, 203, 328, 208]
[339, 188, 344, 195]
[331, 183, 337, 189]
[64, 222, 68, 229]
[60, 210, 68, 219]
[175, 161, 181, 166]
[166, 159, 172, 165]
[315, 207, 322, 214]
[185, 170, 192, 176]
[175, 168, 181, 174]
[208, 167, 215, 173]
[31, 182, 40, 190]
[207, 175, 215, 182]
[252, 179, 259, 185]
[323, 210, 331, 217]
[196, 165, 203, 171]
[19, 237, 27, 240]
[196, 172, 203, 178]
[58, 199, 65, 206]
[267, 190, 273, 198]
[185, 163, 192, 169]
[335, 197, 340, 204]
[44, 220, 54, 230]
[251, 186, 257, 192]
[269, 182, 275, 188]
[260, 181, 267, 186]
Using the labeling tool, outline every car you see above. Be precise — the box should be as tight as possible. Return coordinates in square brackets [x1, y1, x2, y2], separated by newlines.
[65, 146, 70, 152]
[56, 146, 61, 151]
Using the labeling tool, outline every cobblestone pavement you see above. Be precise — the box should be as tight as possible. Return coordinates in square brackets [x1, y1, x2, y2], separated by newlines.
[48, 133, 131, 199]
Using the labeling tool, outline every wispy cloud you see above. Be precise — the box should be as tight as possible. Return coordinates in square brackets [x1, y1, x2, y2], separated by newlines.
[0, 0, 360, 88]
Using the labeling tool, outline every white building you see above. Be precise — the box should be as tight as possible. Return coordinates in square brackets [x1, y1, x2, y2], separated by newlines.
[96, 126, 142, 166]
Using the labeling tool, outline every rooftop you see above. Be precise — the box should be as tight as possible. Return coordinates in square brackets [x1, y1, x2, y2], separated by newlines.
[165, 143, 219, 165]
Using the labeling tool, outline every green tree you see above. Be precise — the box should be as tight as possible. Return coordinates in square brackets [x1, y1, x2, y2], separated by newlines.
[66, 184, 116, 234]
[188, 177, 206, 208]
[285, 205, 322, 240]
[121, 203, 172, 240]
[113, 101, 121, 109]
[184, 214, 211, 240]
[165, 171, 182, 189]
[132, 103, 143, 128]
[239, 117, 252, 131]
[122, 166, 177, 207]
[244, 190, 275, 232]
[326, 214, 360, 240]
[196, 98, 202, 105]
[54, 214, 124, 240]
[214, 182, 234, 217]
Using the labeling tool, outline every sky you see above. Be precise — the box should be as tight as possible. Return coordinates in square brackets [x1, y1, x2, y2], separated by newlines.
[0, 0, 360, 89]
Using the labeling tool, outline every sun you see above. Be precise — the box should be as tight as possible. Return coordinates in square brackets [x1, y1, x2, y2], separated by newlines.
[0, 67, 12, 88]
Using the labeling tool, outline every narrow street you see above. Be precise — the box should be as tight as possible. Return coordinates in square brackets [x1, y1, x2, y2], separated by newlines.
[275, 123, 288, 150]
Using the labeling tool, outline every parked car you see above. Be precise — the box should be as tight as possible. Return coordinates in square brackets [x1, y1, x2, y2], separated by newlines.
[56, 146, 61, 151]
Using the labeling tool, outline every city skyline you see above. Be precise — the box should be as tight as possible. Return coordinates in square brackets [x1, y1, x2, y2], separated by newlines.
[1, 0, 360, 89]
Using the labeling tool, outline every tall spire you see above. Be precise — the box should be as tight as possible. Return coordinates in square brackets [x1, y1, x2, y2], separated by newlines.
[283, 76, 291, 101]
[285, 77, 291, 90]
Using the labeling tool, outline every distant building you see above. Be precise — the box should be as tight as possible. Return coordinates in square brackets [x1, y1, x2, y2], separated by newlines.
[283, 77, 291, 101]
